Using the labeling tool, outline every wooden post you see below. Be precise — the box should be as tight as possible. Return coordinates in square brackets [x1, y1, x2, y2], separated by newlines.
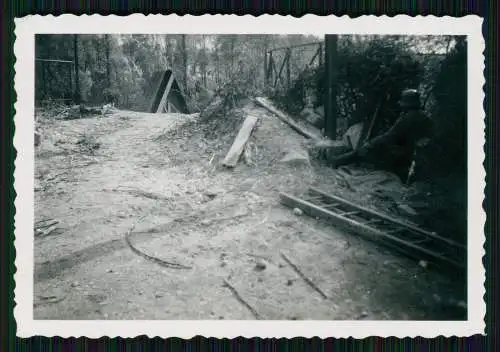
[324, 35, 338, 139]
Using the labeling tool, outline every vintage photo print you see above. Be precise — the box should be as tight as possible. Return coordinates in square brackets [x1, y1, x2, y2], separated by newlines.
[14, 14, 485, 338]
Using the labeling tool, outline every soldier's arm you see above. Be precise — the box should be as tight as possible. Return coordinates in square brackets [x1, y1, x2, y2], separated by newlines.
[366, 114, 414, 149]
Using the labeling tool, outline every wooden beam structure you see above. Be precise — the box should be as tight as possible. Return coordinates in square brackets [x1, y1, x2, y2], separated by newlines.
[148, 69, 189, 114]
[267, 41, 323, 53]
[324, 35, 338, 139]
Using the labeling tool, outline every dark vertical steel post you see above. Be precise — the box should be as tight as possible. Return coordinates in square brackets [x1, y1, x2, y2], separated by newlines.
[318, 44, 323, 67]
[324, 35, 338, 139]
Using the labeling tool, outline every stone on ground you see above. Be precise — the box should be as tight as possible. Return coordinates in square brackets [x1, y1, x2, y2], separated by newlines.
[280, 149, 310, 167]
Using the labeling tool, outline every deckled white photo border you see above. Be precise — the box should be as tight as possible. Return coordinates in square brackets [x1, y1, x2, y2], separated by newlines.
[13, 14, 485, 338]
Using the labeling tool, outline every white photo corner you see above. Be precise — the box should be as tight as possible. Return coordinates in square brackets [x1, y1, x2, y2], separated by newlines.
[13, 14, 485, 338]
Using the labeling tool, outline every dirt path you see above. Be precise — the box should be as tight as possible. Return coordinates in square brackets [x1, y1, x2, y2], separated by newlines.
[34, 107, 463, 320]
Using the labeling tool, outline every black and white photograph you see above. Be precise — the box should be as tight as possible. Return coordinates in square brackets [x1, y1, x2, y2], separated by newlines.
[14, 15, 485, 338]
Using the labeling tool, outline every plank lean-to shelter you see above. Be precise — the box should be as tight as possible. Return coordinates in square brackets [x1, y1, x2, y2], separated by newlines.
[147, 69, 190, 114]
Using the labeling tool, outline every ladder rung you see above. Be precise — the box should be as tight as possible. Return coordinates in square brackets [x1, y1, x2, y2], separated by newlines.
[337, 210, 360, 217]
[386, 228, 406, 235]
[303, 196, 324, 203]
[322, 203, 341, 209]
[363, 219, 383, 225]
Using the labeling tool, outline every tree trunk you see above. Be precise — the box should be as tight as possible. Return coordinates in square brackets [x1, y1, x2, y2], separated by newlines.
[182, 34, 188, 93]
[324, 35, 338, 139]
[73, 34, 81, 103]
[105, 34, 111, 88]
[230, 36, 235, 74]
[263, 36, 269, 89]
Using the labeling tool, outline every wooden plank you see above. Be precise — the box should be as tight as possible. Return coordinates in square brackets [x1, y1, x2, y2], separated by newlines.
[254, 97, 318, 140]
[149, 71, 170, 113]
[222, 115, 260, 168]
[308, 187, 466, 250]
[279, 192, 464, 269]
[156, 73, 175, 113]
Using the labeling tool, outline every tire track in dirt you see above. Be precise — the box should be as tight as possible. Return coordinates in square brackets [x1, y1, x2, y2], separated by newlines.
[35, 238, 128, 282]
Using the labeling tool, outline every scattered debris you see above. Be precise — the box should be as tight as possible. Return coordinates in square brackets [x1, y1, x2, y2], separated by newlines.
[280, 252, 328, 299]
[357, 311, 369, 319]
[34, 219, 61, 238]
[80, 105, 105, 116]
[418, 260, 429, 269]
[200, 219, 212, 226]
[35, 131, 41, 147]
[309, 139, 351, 162]
[208, 152, 216, 165]
[125, 224, 192, 270]
[222, 115, 260, 168]
[34, 294, 66, 307]
[398, 203, 419, 216]
[105, 186, 171, 201]
[255, 259, 267, 271]
[242, 142, 254, 166]
[280, 149, 311, 167]
[76, 133, 101, 154]
[342, 123, 364, 150]
[223, 279, 261, 320]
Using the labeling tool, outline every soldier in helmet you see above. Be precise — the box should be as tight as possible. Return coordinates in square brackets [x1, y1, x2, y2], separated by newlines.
[334, 89, 433, 181]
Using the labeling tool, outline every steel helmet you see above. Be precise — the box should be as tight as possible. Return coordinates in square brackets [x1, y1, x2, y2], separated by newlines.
[399, 89, 421, 109]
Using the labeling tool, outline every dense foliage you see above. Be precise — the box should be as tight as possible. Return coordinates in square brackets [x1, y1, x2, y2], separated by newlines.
[35, 34, 319, 112]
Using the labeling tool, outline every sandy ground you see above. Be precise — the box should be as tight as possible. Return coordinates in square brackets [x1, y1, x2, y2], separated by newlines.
[33, 105, 465, 320]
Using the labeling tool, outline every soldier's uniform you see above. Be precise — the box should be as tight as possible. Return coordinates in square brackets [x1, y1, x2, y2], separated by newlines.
[336, 89, 433, 181]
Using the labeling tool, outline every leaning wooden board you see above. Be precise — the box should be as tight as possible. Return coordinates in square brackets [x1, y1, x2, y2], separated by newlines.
[254, 97, 319, 140]
[222, 115, 260, 167]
